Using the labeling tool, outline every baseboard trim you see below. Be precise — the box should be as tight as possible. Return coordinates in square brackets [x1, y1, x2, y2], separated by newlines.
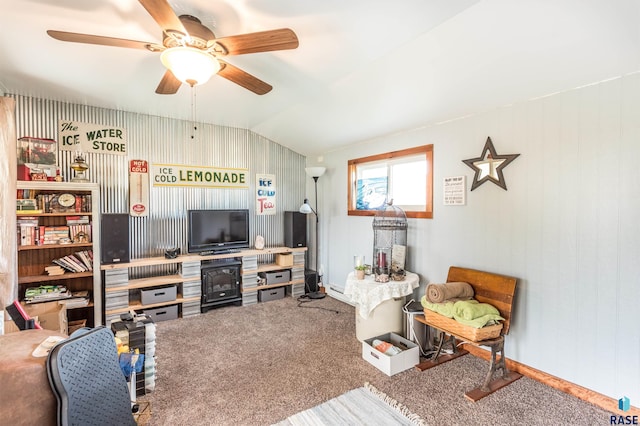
[462, 344, 639, 416]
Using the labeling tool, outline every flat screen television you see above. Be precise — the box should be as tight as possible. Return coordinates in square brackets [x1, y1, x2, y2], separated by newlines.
[187, 209, 250, 253]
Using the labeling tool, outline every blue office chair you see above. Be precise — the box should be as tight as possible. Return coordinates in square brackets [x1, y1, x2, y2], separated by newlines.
[46, 326, 136, 426]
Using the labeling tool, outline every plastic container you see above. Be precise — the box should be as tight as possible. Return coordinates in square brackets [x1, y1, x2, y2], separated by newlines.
[17, 137, 57, 165]
[372, 339, 402, 355]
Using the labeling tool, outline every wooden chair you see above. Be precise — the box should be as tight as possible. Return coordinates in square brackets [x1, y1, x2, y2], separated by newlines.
[415, 266, 522, 401]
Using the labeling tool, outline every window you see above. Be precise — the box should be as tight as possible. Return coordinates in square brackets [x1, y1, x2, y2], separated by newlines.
[348, 145, 433, 218]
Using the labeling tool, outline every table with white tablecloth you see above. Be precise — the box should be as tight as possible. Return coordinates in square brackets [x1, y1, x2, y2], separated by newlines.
[344, 271, 419, 341]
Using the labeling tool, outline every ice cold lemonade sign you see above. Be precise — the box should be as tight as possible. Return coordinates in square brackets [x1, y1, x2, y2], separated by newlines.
[58, 120, 127, 155]
[152, 163, 248, 189]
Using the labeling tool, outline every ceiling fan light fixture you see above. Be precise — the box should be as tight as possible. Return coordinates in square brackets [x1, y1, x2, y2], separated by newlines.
[160, 46, 220, 86]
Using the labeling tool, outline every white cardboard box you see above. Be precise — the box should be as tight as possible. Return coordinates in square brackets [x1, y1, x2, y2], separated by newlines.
[362, 332, 419, 376]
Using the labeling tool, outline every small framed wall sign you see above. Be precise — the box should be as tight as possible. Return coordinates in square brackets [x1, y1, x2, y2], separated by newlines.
[256, 174, 276, 215]
[443, 176, 466, 206]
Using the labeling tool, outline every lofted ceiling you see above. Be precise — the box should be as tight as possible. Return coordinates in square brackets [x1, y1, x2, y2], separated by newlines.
[1, 0, 639, 157]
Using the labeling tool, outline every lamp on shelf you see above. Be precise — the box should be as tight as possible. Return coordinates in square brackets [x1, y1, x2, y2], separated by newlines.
[70, 153, 89, 182]
[299, 166, 326, 299]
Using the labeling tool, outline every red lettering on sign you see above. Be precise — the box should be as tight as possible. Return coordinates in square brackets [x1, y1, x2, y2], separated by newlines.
[129, 160, 148, 173]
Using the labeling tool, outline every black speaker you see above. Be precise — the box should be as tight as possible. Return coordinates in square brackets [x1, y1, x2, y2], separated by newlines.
[100, 213, 130, 264]
[284, 211, 306, 248]
[305, 269, 319, 293]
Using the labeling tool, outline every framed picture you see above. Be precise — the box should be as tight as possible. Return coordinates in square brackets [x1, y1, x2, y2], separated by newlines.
[443, 176, 466, 205]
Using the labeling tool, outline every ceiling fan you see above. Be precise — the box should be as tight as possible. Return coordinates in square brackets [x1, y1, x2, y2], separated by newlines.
[47, 0, 299, 95]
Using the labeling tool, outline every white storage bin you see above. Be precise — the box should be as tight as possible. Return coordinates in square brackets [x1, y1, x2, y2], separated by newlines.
[362, 332, 419, 376]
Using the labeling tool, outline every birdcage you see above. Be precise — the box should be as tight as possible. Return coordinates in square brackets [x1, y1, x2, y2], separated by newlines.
[372, 202, 408, 282]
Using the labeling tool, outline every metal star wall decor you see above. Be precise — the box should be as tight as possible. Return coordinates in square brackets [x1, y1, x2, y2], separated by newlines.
[463, 137, 520, 191]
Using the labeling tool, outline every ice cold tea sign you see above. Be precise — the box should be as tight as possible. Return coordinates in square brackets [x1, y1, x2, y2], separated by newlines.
[58, 120, 127, 155]
[256, 174, 276, 215]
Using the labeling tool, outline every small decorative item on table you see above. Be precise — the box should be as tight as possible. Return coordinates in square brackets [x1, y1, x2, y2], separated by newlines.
[354, 264, 366, 280]
[374, 249, 390, 282]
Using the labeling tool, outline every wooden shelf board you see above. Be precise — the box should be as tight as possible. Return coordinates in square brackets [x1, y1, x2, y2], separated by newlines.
[242, 279, 304, 293]
[18, 271, 93, 284]
[105, 296, 200, 315]
[17, 212, 93, 217]
[64, 301, 94, 310]
[18, 242, 93, 251]
[247, 263, 305, 274]
[105, 275, 185, 293]
[101, 256, 186, 270]
[100, 247, 307, 270]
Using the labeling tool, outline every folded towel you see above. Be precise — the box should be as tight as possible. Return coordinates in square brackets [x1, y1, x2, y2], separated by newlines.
[453, 313, 505, 328]
[420, 296, 456, 318]
[452, 300, 504, 328]
[452, 299, 502, 320]
[426, 282, 474, 303]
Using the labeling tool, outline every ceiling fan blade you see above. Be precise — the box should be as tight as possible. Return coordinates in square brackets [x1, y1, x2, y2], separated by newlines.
[47, 30, 156, 50]
[155, 70, 182, 94]
[214, 28, 298, 55]
[218, 61, 272, 95]
[138, 0, 187, 35]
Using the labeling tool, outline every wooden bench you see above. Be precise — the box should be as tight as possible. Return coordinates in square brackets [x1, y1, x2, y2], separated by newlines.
[415, 266, 522, 401]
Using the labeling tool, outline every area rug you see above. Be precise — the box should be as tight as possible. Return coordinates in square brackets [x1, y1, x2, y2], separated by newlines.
[274, 382, 427, 426]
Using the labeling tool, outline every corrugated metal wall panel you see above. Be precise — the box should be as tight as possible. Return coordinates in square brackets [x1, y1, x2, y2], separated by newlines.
[11, 94, 306, 259]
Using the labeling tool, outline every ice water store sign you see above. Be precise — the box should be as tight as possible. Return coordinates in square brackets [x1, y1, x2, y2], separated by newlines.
[58, 121, 127, 155]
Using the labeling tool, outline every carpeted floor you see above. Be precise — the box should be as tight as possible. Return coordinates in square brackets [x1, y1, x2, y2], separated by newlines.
[144, 296, 612, 425]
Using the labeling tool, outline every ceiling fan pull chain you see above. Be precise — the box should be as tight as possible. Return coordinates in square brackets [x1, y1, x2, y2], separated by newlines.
[190, 85, 197, 140]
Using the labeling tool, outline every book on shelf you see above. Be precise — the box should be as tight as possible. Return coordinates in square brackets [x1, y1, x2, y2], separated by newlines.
[24, 285, 71, 303]
[59, 298, 89, 308]
[17, 216, 39, 224]
[17, 216, 39, 246]
[44, 265, 65, 276]
[17, 189, 37, 200]
[23, 193, 93, 214]
[16, 198, 37, 211]
[76, 250, 93, 271]
[59, 290, 90, 308]
[16, 209, 43, 214]
[42, 226, 70, 245]
[51, 250, 94, 273]
[72, 290, 89, 299]
[62, 254, 87, 272]
[18, 224, 35, 246]
[52, 258, 79, 273]
[66, 215, 90, 225]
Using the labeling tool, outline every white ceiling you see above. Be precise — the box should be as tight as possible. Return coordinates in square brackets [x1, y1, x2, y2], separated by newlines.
[1, 0, 639, 157]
